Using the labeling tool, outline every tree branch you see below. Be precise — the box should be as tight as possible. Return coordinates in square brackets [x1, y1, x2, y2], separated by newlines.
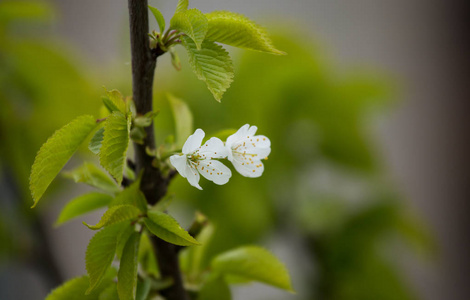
[127, 1, 188, 299]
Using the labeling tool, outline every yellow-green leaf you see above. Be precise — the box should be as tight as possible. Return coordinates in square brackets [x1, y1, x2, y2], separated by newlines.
[30, 115, 97, 207]
[205, 11, 285, 55]
[85, 205, 141, 230]
[149, 5, 165, 33]
[85, 224, 123, 294]
[55, 192, 113, 226]
[45, 275, 112, 300]
[144, 210, 200, 246]
[182, 36, 234, 102]
[170, 8, 208, 49]
[211, 246, 293, 292]
[63, 162, 120, 193]
[167, 93, 193, 147]
[99, 111, 131, 184]
[89, 127, 104, 155]
[109, 177, 147, 213]
[175, 0, 188, 14]
[102, 89, 127, 114]
[118, 232, 141, 300]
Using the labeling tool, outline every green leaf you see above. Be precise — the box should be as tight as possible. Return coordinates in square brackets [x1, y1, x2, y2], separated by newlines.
[30, 115, 97, 207]
[182, 36, 234, 102]
[175, 0, 188, 14]
[171, 8, 208, 49]
[144, 210, 200, 246]
[85, 205, 141, 230]
[85, 224, 123, 294]
[63, 162, 120, 193]
[98, 284, 118, 300]
[46, 276, 107, 300]
[102, 89, 127, 114]
[205, 11, 285, 55]
[198, 276, 231, 300]
[211, 246, 293, 292]
[100, 111, 131, 184]
[138, 233, 159, 277]
[180, 222, 214, 281]
[118, 232, 141, 300]
[148, 5, 165, 33]
[109, 178, 147, 213]
[170, 47, 182, 71]
[167, 93, 193, 148]
[56, 192, 113, 226]
[89, 127, 104, 155]
[136, 278, 151, 300]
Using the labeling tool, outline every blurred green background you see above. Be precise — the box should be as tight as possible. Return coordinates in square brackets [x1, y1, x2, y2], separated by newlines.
[2, 1, 470, 300]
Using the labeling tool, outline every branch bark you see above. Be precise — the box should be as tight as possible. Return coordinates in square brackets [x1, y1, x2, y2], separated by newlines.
[127, 1, 188, 299]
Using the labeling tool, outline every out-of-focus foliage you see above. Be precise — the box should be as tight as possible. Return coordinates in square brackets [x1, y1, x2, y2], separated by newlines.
[0, 0, 101, 289]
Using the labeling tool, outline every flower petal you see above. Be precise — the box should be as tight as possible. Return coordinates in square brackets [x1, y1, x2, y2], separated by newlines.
[182, 128, 205, 154]
[199, 137, 229, 159]
[247, 125, 258, 136]
[232, 157, 265, 178]
[228, 135, 271, 161]
[226, 124, 250, 148]
[197, 160, 232, 185]
[169, 154, 188, 178]
[185, 164, 202, 190]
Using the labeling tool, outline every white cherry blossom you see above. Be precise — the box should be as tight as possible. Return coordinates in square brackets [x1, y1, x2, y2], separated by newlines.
[225, 124, 271, 178]
[169, 129, 231, 190]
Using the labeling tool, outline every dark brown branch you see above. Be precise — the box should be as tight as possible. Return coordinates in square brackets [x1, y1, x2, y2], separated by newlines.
[127, 1, 188, 299]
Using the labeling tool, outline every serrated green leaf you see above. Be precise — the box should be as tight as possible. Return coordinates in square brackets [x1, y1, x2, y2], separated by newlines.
[85, 205, 141, 230]
[144, 210, 200, 246]
[63, 162, 120, 193]
[89, 127, 105, 155]
[118, 232, 141, 300]
[46, 275, 108, 300]
[109, 177, 147, 213]
[198, 276, 231, 300]
[86, 224, 124, 294]
[175, 0, 188, 14]
[30, 115, 97, 207]
[100, 111, 131, 184]
[205, 11, 285, 55]
[103, 89, 127, 114]
[167, 93, 193, 148]
[182, 36, 233, 102]
[171, 8, 208, 49]
[56, 192, 113, 226]
[211, 246, 293, 292]
[149, 5, 165, 33]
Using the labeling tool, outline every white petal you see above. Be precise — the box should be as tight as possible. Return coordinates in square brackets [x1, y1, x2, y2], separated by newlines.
[198, 137, 229, 159]
[185, 164, 202, 190]
[197, 160, 232, 185]
[226, 124, 250, 148]
[169, 154, 188, 178]
[232, 157, 265, 178]
[182, 128, 205, 154]
[229, 135, 271, 160]
[247, 125, 258, 136]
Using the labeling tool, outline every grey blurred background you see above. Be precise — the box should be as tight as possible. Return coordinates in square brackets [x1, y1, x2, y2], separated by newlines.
[2, 0, 470, 299]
